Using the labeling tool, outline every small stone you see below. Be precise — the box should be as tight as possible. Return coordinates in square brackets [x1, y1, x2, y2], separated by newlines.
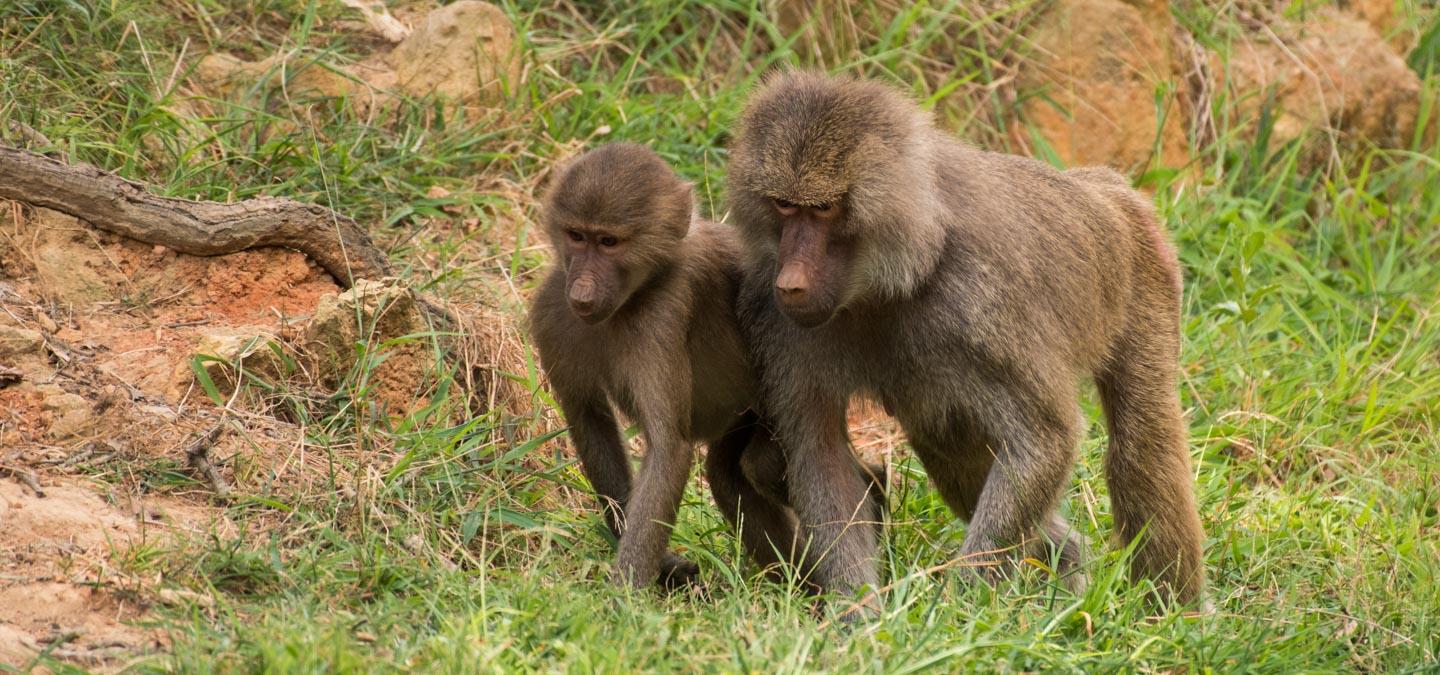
[40, 387, 93, 439]
[0, 324, 43, 358]
[166, 327, 286, 403]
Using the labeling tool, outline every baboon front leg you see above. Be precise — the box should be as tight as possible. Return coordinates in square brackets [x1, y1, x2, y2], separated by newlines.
[610, 367, 696, 590]
[563, 398, 634, 543]
[782, 397, 881, 598]
[560, 391, 696, 589]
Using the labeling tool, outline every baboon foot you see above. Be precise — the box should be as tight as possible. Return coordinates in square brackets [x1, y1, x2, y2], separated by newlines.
[656, 552, 701, 590]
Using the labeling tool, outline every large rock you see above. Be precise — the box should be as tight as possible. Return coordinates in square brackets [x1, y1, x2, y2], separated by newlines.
[1018, 0, 1190, 171]
[1337, 0, 1407, 52]
[1217, 8, 1421, 151]
[388, 1, 520, 109]
[300, 280, 434, 415]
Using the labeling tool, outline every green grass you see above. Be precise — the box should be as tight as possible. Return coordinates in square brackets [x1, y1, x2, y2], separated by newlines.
[3, 0, 1438, 671]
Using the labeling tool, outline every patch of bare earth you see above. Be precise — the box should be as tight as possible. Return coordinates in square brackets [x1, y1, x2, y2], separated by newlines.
[0, 170, 528, 668]
[0, 479, 234, 669]
[0, 4, 538, 668]
[0, 198, 456, 668]
[0, 200, 332, 668]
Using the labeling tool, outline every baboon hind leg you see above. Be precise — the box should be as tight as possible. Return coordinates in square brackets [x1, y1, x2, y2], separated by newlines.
[911, 420, 1088, 590]
[1095, 322, 1206, 605]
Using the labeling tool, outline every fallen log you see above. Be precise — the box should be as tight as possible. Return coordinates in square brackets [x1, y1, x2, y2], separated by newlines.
[0, 144, 390, 286]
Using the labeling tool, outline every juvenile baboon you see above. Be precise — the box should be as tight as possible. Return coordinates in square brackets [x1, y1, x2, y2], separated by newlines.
[528, 143, 882, 590]
[726, 72, 1206, 606]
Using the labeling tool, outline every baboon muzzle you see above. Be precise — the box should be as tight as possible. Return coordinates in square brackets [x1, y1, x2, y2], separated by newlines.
[568, 277, 600, 318]
[776, 261, 812, 299]
[775, 218, 839, 326]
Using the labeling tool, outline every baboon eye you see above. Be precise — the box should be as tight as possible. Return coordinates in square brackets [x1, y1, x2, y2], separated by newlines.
[773, 198, 798, 215]
[565, 229, 584, 242]
[598, 235, 619, 248]
[813, 202, 833, 213]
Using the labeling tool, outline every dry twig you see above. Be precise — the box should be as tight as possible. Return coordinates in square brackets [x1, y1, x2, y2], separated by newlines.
[0, 450, 46, 497]
[183, 423, 230, 498]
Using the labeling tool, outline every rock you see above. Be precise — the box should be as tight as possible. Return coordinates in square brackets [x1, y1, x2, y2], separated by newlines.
[196, 52, 341, 97]
[0, 318, 56, 385]
[0, 323, 43, 358]
[1217, 8, 1421, 152]
[303, 280, 422, 363]
[301, 280, 433, 415]
[34, 313, 58, 334]
[38, 385, 92, 439]
[1336, 0, 1407, 52]
[166, 327, 285, 403]
[388, 1, 520, 110]
[29, 208, 121, 306]
[194, 53, 274, 94]
[1018, 0, 1190, 172]
[194, 52, 397, 115]
[156, 588, 216, 608]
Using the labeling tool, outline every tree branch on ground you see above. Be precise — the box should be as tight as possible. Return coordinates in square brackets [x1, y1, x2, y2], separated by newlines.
[0, 143, 391, 286]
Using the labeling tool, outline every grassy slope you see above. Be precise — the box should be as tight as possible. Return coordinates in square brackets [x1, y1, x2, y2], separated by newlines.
[2, 0, 1438, 671]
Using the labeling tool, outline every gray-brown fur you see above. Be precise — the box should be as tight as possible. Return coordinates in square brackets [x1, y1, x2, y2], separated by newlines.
[726, 72, 1205, 606]
[529, 143, 879, 589]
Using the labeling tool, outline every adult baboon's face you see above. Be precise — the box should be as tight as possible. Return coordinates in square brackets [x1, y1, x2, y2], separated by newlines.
[765, 197, 855, 327]
[727, 73, 917, 327]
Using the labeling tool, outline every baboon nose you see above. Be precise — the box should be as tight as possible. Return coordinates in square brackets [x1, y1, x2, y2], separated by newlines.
[776, 263, 810, 300]
[569, 280, 598, 316]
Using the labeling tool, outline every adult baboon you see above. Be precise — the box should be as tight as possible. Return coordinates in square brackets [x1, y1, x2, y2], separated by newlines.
[529, 143, 883, 590]
[726, 72, 1205, 606]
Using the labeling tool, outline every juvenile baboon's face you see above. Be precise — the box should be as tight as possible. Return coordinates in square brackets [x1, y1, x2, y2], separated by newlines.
[543, 144, 693, 324]
[556, 224, 637, 324]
